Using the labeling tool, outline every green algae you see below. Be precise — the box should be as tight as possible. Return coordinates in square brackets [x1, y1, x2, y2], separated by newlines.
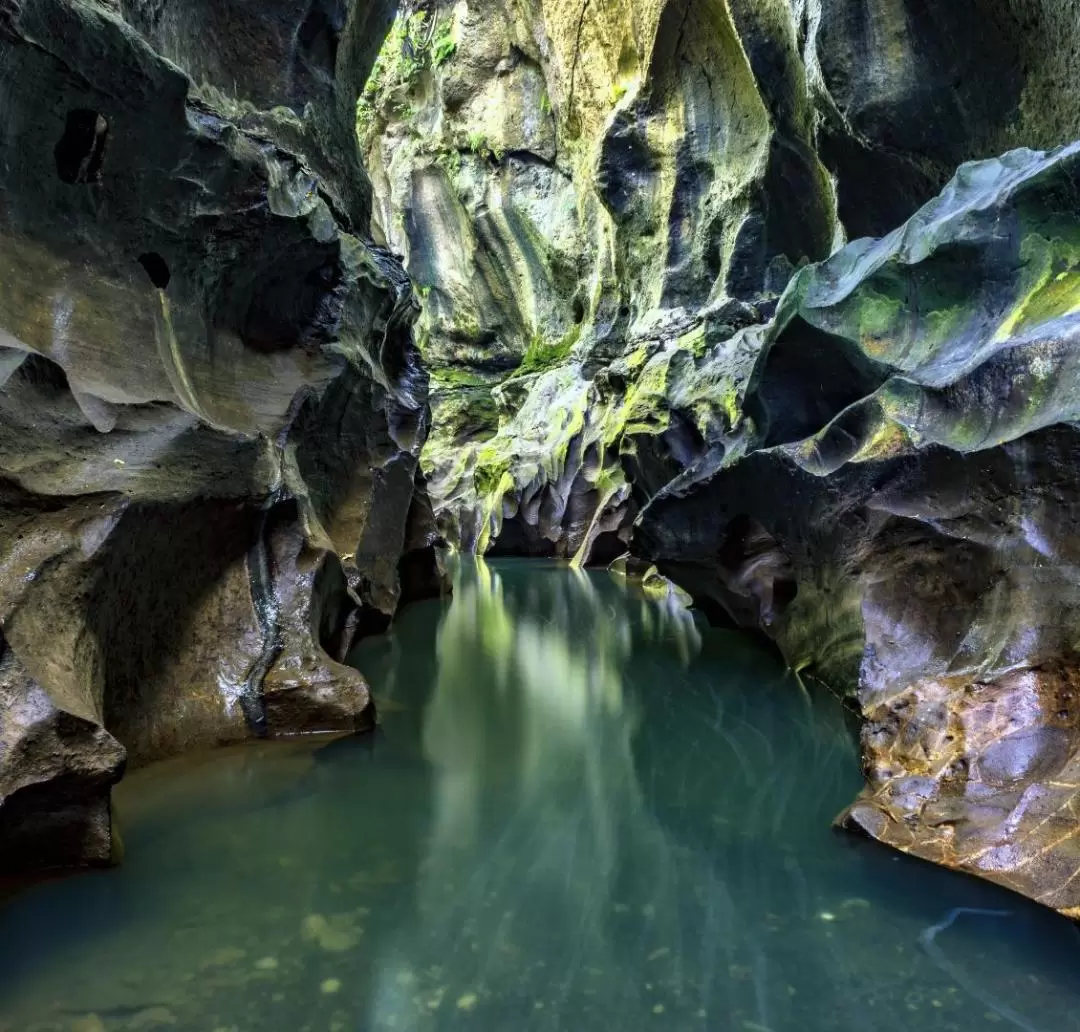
[516, 325, 583, 376]
[356, 10, 453, 149]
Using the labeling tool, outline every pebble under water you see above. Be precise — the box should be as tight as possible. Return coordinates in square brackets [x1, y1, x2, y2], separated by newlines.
[4, 558, 1080, 1032]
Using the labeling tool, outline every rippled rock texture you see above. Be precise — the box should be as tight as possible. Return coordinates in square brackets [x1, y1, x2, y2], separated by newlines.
[360, 0, 1080, 564]
[638, 141, 1080, 915]
[357, 0, 1080, 915]
[0, 0, 439, 871]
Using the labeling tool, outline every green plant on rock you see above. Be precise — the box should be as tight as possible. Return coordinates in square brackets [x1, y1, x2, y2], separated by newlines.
[356, 10, 455, 150]
[464, 130, 504, 163]
[434, 147, 463, 179]
[432, 21, 457, 67]
[516, 324, 582, 376]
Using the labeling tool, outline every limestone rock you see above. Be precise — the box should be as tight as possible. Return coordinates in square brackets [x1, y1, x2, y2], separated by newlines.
[0, 0, 431, 871]
[637, 141, 1080, 915]
[362, 0, 1080, 563]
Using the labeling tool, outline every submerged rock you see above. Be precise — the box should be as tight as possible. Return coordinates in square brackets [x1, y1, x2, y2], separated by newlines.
[638, 141, 1080, 915]
[0, 0, 434, 872]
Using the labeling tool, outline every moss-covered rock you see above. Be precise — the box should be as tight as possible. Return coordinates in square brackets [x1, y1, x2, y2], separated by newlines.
[361, 0, 1080, 565]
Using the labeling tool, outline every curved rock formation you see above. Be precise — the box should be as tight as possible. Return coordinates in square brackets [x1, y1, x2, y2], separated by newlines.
[0, 0, 440, 871]
[357, 0, 1080, 914]
[638, 141, 1080, 916]
[360, 0, 1080, 565]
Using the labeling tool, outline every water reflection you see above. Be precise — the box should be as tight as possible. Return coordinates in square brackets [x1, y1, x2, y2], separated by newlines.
[2, 558, 1080, 1032]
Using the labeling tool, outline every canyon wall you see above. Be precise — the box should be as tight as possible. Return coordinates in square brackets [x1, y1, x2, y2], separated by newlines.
[364, 0, 1080, 914]
[363, 0, 1080, 563]
[0, 0, 442, 871]
[6, 0, 1080, 919]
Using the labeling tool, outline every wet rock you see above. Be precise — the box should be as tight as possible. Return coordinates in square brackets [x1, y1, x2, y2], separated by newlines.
[0, 0, 429, 872]
[0, 633, 125, 869]
[361, 0, 1080, 565]
[637, 141, 1080, 915]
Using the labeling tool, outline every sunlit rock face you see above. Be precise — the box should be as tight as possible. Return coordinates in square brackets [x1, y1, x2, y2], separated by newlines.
[360, 0, 836, 561]
[0, 0, 440, 871]
[637, 142, 1080, 915]
[360, 0, 1080, 564]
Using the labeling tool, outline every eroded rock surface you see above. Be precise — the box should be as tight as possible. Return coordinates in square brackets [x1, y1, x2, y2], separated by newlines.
[0, 0, 438, 871]
[353, 0, 1080, 915]
[360, 0, 1080, 564]
[637, 142, 1080, 915]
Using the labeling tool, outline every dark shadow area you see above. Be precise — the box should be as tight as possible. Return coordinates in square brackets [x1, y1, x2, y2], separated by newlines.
[137, 252, 171, 289]
[55, 110, 109, 185]
[90, 500, 263, 763]
[748, 318, 891, 447]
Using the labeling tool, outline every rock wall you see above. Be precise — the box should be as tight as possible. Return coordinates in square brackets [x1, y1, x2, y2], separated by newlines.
[360, 0, 1080, 915]
[0, 0, 441, 872]
[362, 0, 1080, 564]
[638, 142, 1080, 916]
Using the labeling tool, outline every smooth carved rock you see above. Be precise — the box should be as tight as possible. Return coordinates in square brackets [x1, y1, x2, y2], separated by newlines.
[636, 141, 1080, 914]
[362, 0, 1080, 565]
[0, 0, 433, 872]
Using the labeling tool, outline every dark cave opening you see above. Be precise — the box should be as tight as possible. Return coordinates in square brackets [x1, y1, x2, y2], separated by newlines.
[137, 252, 171, 290]
[54, 109, 109, 185]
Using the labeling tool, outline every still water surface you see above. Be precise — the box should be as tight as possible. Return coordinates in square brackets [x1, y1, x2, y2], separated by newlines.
[3, 558, 1080, 1032]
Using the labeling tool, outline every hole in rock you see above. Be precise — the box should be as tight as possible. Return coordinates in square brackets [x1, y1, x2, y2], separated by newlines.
[137, 253, 171, 290]
[55, 110, 109, 185]
[572, 297, 586, 324]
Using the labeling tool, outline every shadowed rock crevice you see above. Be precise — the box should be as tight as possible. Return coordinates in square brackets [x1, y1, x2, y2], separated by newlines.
[54, 109, 109, 185]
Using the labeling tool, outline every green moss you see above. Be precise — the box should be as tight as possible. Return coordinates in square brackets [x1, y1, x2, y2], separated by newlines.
[434, 148, 463, 179]
[474, 449, 512, 498]
[515, 324, 582, 376]
[998, 234, 1080, 338]
[431, 367, 493, 389]
[851, 288, 904, 348]
[356, 11, 452, 150]
[465, 131, 504, 162]
[432, 21, 457, 67]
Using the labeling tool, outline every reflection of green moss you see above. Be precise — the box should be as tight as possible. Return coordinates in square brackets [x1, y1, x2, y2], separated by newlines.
[516, 325, 582, 376]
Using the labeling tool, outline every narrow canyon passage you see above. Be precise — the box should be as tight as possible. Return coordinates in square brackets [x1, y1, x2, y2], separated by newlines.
[3, 560, 1080, 1032]
[7, 0, 1080, 1028]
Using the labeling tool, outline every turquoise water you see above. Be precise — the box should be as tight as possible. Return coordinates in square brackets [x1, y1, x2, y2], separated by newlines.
[3, 558, 1080, 1032]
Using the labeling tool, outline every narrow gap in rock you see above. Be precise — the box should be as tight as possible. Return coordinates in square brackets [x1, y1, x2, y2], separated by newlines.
[54, 110, 109, 185]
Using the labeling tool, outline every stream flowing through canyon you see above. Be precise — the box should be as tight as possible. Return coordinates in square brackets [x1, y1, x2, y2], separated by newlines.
[3, 559, 1080, 1032]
